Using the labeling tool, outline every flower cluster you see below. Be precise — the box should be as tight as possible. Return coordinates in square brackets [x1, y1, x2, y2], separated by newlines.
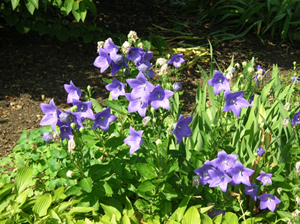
[194, 151, 281, 212]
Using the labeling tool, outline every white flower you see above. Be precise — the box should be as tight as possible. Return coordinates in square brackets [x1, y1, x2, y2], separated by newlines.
[68, 139, 76, 154]
[122, 41, 130, 54]
[296, 161, 300, 173]
[156, 58, 168, 67]
[138, 42, 143, 48]
[228, 66, 235, 73]
[242, 61, 247, 67]
[142, 116, 151, 126]
[284, 102, 291, 111]
[97, 41, 104, 53]
[66, 170, 74, 178]
[155, 139, 162, 147]
[292, 209, 300, 219]
[295, 101, 300, 108]
[283, 118, 289, 127]
[247, 67, 254, 73]
[277, 187, 282, 195]
[296, 196, 300, 205]
[235, 63, 240, 69]
[128, 31, 139, 43]
[53, 131, 60, 143]
[160, 64, 170, 76]
[226, 72, 233, 80]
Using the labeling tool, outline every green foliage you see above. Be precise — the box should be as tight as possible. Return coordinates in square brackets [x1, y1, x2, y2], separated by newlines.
[193, 0, 300, 44]
[0, 0, 105, 42]
[1, 35, 300, 223]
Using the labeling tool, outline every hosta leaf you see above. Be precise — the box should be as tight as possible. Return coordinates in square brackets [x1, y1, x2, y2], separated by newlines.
[32, 194, 52, 217]
[181, 206, 200, 224]
[14, 166, 33, 195]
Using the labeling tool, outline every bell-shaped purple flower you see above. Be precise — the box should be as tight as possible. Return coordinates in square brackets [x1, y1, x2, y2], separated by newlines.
[226, 161, 254, 186]
[105, 78, 126, 100]
[223, 91, 250, 118]
[40, 99, 59, 131]
[171, 114, 193, 144]
[125, 93, 149, 117]
[292, 111, 300, 125]
[92, 107, 117, 131]
[64, 81, 81, 104]
[103, 38, 118, 55]
[244, 183, 258, 201]
[207, 70, 231, 95]
[256, 171, 272, 186]
[126, 47, 144, 61]
[173, 82, 182, 92]
[168, 53, 185, 68]
[256, 147, 265, 156]
[258, 194, 281, 212]
[210, 150, 238, 172]
[194, 160, 214, 185]
[72, 99, 95, 121]
[292, 76, 300, 84]
[111, 54, 128, 75]
[59, 125, 73, 141]
[126, 72, 155, 99]
[147, 85, 174, 110]
[208, 169, 232, 193]
[124, 126, 143, 155]
[43, 132, 53, 142]
[93, 48, 111, 73]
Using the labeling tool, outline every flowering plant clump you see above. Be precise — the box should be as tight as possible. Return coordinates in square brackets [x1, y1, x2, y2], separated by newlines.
[1, 33, 300, 223]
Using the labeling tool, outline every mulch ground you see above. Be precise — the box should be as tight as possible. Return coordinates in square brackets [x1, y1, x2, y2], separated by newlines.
[1, 0, 300, 157]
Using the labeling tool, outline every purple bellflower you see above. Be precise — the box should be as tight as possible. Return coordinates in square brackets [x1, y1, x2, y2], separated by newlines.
[103, 38, 118, 55]
[249, 94, 254, 107]
[60, 125, 73, 141]
[292, 76, 300, 84]
[64, 81, 81, 104]
[72, 99, 95, 121]
[223, 91, 250, 118]
[210, 150, 238, 172]
[173, 82, 182, 92]
[171, 114, 193, 144]
[208, 169, 232, 193]
[256, 171, 272, 186]
[92, 107, 117, 131]
[105, 78, 126, 100]
[135, 49, 153, 66]
[292, 111, 300, 125]
[258, 194, 281, 212]
[147, 85, 174, 110]
[244, 183, 258, 201]
[43, 132, 53, 142]
[126, 72, 155, 99]
[226, 161, 254, 186]
[126, 47, 144, 62]
[40, 99, 59, 131]
[168, 53, 185, 68]
[256, 147, 265, 156]
[254, 65, 266, 85]
[94, 48, 111, 73]
[125, 93, 149, 117]
[207, 209, 226, 218]
[207, 70, 231, 95]
[111, 54, 128, 75]
[194, 160, 214, 185]
[124, 126, 143, 155]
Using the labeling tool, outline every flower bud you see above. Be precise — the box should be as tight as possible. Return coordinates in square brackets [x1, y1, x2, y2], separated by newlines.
[284, 102, 291, 111]
[70, 105, 78, 113]
[160, 64, 170, 76]
[155, 139, 162, 147]
[142, 116, 151, 126]
[235, 63, 240, 69]
[128, 31, 138, 43]
[283, 118, 289, 127]
[156, 58, 168, 67]
[247, 67, 254, 73]
[59, 112, 69, 123]
[43, 132, 53, 143]
[150, 107, 156, 114]
[173, 82, 182, 92]
[192, 176, 200, 189]
[137, 42, 143, 49]
[256, 147, 265, 156]
[79, 127, 85, 133]
[296, 196, 300, 205]
[242, 61, 247, 67]
[296, 161, 300, 173]
[87, 85, 93, 94]
[66, 170, 74, 178]
[295, 101, 300, 108]
[122, 41, 130, 54]
[70, 123, 76, 130]
[277, 187, 282, 195]
[68, 138, 75, 154]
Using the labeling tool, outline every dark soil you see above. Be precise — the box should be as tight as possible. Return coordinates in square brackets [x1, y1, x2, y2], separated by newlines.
[1, 0, 300, 157]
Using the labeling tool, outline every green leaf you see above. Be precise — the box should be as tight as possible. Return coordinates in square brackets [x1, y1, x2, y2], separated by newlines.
[169, 196, 192, 222]
[66, 207, 94, 215]
[32, 194, 52, 217]
[11, 0, 20, 10]
[72, 1, 80, 22]
[89, 164, 112, 180]
[16, 189, 29, 206]
[121, 214, 131, 224]
[83, 0, 97, 14]
[25, 0, 35, 15]
[0, 183, 14, 201]
[91, 98, 103, 113]
[135, 163, 157, 180]
[104, 100, 129, 115]
[182, 206, 200, 224]
[100, 203, 122, 221]
[222, 212, 239, 224]
[64, 0, 74, 14]
[5, 13, 19, 26]
[79, 177, 93, 193]
[83, 32, 94, 43]
[28, 0, 38, 9]
[56, 26, 70, 41]
[14, 166, 33, 195]
[137, 180, 155, 192]
[123, 196, 134, 217]
[79, 1, 87, 22]
[50, 148, 67, 159]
